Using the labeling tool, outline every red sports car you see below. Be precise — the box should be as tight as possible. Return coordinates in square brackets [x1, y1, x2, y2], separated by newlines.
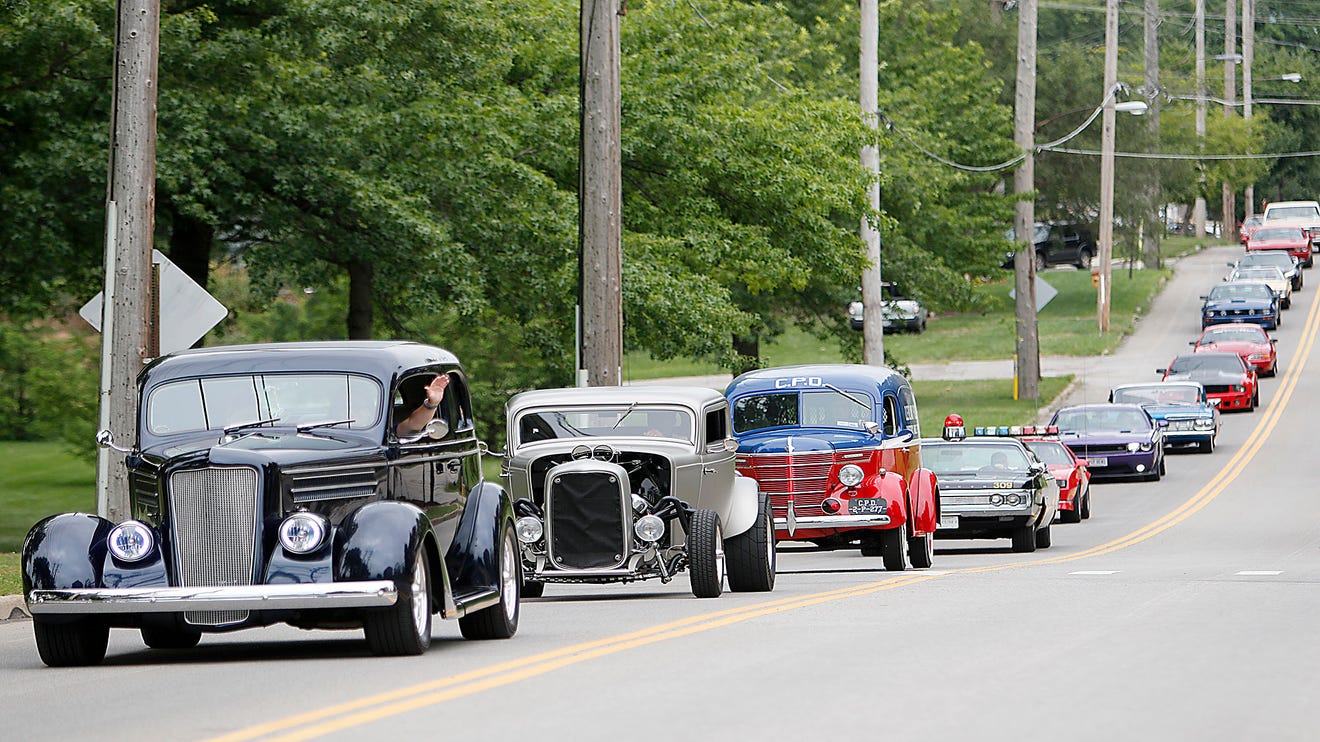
[1159, 352, 1259, 412]
[1191, 324, 1277, 377]
[1023, 435, 1091, 524]
[1247, 225, 1312, 266]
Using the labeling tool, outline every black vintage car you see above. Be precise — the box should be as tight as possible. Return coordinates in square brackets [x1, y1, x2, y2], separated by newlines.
[23, 341, 520, 666]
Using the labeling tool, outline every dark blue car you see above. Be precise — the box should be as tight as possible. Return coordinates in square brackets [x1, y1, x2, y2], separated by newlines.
[1049, 403, 1166, 481]
[1200, 282, 1280, 330]
[1108, 382, 1220, 454]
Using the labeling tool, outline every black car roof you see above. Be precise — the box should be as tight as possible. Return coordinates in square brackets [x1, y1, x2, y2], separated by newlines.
[140, 341, 460, 386]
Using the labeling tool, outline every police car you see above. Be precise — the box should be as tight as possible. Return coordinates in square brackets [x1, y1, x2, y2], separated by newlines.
[922, 416, 1059, 553]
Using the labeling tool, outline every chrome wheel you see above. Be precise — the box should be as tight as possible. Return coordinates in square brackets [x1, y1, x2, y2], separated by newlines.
[500, 529, 518, 624]
[409, 555, 429, 642]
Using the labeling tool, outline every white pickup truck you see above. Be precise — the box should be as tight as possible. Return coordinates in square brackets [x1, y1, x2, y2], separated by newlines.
[1261, 200, 1320, 266]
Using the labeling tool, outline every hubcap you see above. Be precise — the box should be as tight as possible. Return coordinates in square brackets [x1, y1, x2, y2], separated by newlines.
[501, 531, 518, 622]
[764, 515, 775, 572]
[410, 555, 429, 641]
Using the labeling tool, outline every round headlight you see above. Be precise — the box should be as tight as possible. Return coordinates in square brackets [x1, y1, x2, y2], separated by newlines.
[1005, 493, 1022, 506]
[1139, 441, 1154, 451]
[1127, 441, 1141, 452]
[516, 516, 544, 544]
[278, 513, 328, 555]
[838, 464, 865, 488]
[108, 521, 155, 562]
[989, 494, 1004, 506]
[634, 514, 665, 543]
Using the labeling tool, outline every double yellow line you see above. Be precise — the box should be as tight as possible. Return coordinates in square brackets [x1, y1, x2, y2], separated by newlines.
[214, 283, 1319, 741]
[209, 573, 940, 742]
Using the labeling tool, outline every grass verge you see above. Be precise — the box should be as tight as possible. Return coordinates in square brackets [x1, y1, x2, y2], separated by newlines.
[912, 376, 1072, 435]
[1, 553, 19, 598]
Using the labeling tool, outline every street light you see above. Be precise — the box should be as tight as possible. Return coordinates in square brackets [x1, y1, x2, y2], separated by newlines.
[1097, 93, 1148, 334]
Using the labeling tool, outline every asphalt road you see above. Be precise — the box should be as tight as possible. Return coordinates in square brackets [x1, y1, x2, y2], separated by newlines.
[3, 244, 1318, 741]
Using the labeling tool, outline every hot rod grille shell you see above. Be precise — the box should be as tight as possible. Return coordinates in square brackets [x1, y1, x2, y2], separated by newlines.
[168, 466, 260, 627]
[544, 461, 631, 570]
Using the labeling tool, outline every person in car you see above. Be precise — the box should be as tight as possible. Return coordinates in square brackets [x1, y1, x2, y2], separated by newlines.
[396, 374, 449, 437]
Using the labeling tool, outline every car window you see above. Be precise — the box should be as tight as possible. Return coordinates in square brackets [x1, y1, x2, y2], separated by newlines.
[924, 442, 1030, 476]
[898, 385, 921, 437]
[882, 395, 899, 436]
[733, 393, 798, 433]
[1170, 354, 1245, 374]
[1208, 283, 1273, 301]
[1024, 440, 1073, 465]
[801, 390, 872, 429]
[147, 373, 382, 435]
[1054, 408, 1151, 433]
[1201, 326, 1267, 343]
[516, 406, 694, 443]
[1252, 227, 1306, 241]
[704, 407, 728, 445]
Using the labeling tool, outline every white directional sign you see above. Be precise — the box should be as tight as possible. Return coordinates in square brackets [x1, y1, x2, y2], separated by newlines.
[1008, 276, 1059, 313]
[79, 249, 228, 355]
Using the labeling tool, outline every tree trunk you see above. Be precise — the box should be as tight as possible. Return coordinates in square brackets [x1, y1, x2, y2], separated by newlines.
[733, 334, 759, 377]
[347, 260, 374, 340]
[166, 207, 214, 290]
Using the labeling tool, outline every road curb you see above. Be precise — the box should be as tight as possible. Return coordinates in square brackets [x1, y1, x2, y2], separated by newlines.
[1, 594, 30, 623]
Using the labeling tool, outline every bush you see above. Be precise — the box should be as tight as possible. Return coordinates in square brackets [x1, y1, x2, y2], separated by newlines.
[0, 321, 100, 460]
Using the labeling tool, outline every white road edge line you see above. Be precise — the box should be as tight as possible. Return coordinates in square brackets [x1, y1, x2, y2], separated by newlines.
[1235, 570, 1283, 576]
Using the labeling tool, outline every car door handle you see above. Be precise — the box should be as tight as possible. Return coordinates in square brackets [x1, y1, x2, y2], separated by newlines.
[703, 468, 716, 474]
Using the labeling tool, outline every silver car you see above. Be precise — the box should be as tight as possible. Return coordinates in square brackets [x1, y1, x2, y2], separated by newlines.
[502, 386, 775, 598]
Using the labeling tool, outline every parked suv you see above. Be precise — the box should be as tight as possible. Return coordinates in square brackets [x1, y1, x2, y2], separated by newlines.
[1002, 222, 1097, 271]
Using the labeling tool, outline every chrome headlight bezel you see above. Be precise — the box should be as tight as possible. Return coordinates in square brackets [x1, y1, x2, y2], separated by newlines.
[107, 520, 155, 562]
[634, 514, 665, 543]
[278, 512, 329, 555]
[516, 516, 544, 544]
[837, 464, 865, 488]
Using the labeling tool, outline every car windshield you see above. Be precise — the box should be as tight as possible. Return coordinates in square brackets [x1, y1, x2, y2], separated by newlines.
[1200, 326, 1267, 344]
[1208, 283, 1273, 301]
[146, 373, 382, 435]
[1111, 385, 1202, 405]
[733, 389, 873, 433]
[1024, 440, 1074, 465]
[924, 442, 1031, 477]
[1252, 227, 1306, 241]
[1265, 206, 1319, 220]
[1243, 216, 1263, 227]
[1053, 407, 1151, 434]
[1231, 268, 1284, 282]
[1239, 254, 1293, 270]
[1169, 354, 1244, 374]
[516, 406, 694, 444]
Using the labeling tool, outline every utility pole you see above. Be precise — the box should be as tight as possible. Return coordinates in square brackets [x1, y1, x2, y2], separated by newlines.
[1143, 0, 1162, 269]
[1012, 0, 1040, 400]
[579, 0, 623, 386]
[1194, 0, 1207, 240]
[1243, 0, 1255, 217]
[96, 0, 161, 521]
[1098, 0, 1118, 334]
[1222, 0, 1238, 243]
[860, 0, 884, 366]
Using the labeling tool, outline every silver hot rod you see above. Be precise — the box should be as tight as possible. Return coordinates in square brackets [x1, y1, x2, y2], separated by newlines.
[502, 386, 775, 598]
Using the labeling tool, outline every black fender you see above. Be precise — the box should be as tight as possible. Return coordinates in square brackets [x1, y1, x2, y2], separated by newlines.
[334, 500, 447, 610]
[444, 480, 514, 594]
[22, 513, 114, 594]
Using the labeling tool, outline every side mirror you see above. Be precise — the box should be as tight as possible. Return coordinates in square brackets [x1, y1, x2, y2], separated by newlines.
[477, 440, 505, 458]
[706, 438, 739, 454]
[1199, 295, 1208, 300]
[1188, 340, 1196, 346]
[863, 420, 882, 436]
[1157, 419, 1170, 428]
[96, 429, 132, 454]
[422, 418, 450, 440]
[1076, 458, 1090, 468]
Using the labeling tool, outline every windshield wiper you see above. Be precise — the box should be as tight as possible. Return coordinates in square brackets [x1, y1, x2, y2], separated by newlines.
[610, 402, 640, 431]
[297, 419, 355, 433]
[223, 417, 280, 435]
[822, 384, 871, 411]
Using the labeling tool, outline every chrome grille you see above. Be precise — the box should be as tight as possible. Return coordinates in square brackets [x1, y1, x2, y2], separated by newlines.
[737, 451, 835, 516]
[168, 466, 259, 626]
[1072, 443, 1131, 456]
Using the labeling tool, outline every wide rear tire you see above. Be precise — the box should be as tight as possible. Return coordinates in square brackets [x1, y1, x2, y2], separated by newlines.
[522, 580, 545, 599]
[460, 524, 521, 640]
[34, 618, 109, 667]
[1080, 491, 1092, 520]
[688, 509, 725, 598]
[1060, 501, 1082, 524]
[363, 545, 432, 656]
[726, 493, 776, 592]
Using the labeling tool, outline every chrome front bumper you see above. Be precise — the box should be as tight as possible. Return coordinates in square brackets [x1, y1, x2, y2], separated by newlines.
[26, 580, 398, 615]
[773, 515, 891, 529]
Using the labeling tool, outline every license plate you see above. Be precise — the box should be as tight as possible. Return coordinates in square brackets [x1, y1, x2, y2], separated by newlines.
[1089, 457, 1108, 467]
[937, 515, 959, 530]
[849, 497, 886, 515]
